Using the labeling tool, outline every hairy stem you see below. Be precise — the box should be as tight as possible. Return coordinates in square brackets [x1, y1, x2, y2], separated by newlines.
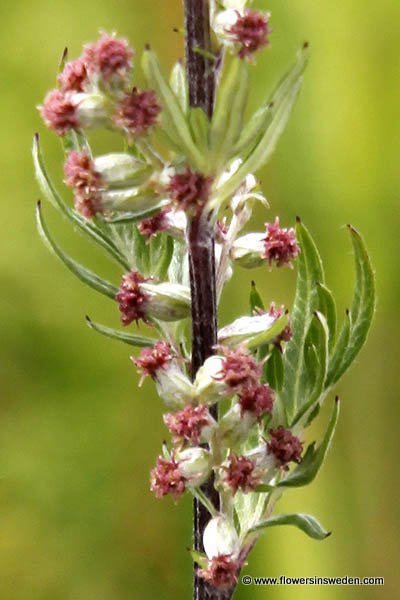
[183, 1, 235, 599]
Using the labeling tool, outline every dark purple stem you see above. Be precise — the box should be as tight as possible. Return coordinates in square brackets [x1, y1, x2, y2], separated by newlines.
[183, 2, 235, 599]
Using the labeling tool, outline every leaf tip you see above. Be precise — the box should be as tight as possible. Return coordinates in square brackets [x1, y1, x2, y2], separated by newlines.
[303, 41, 310, 50]
[61, 46, 68, 61]
[335, 395, 340, 404]
[325, 531, 332, 538]
[296, 215, 301, 224]
[144, 43, 151, 51]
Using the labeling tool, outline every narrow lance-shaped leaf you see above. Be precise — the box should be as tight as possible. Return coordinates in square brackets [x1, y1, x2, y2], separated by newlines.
[279, 397, 340, 488]
[249, 280, 265, 313]
[234, 44, 308, 159]
[247, 512, 330, 540]
[32, 134, 129, 269]
[209, 57, 249, 172]
[263, 346, 284, 392]
[141, 49, 205, 170]
[85, 316, 155, 347]
[36, 202, 118, 300]
[280, 220, 324, 424]
[169, 60, 188, 114]
[189, 108, 210, 156]
[292, 311, 329, 426]
[326, 226, 375, 387]
[317, 282, 337, 352]
[217, 46, 308, 203]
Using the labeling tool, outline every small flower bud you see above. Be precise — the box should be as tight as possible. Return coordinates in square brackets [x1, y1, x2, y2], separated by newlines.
[82, 32, 133, 85]
[219, 403, 256, 446]
[139, 282, 191, 322]
[58, 58, 88, 93]
[221, 454, 262, 494]
[138, 208, 187, 240]
[116, 271, 150, 325]
[133, 341, 173, 384]
[164, 405, 215, 447]
[267, 426, 303, 469]
[231, 232, 265, 268]
[40, 89, 79, 136]
[150, 453, 187, 501]
[93, 153, 151, 188]
[218, 312, 288, 347]
[73, 92, 111, 129]
[238, 383, 274, 419]
[155, 366, 195, 410]
[64, 150, 104, 218]
[114, 87, 161, 137]
[194, 356, 228, 404]
[176, 447, 211, 486]
[203, 517, 240, 560]
[166, 168, 212, 214]
[198, 555, 241, 591]
[215, 346, 262, 390]
[226, 10, 272, 59]
[263, 217, 300, 268]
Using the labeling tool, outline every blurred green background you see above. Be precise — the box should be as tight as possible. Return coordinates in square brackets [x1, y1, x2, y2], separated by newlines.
[0, 0, 398, 598]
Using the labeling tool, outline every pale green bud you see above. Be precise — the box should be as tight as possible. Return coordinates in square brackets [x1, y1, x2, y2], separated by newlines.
[74, 92, 111, 128]
[231, 232, 265, 268]
[203, 516, 240, 559]
[194, 356, 227, 404]
[155, 366, 195, 409]
[140, 282, 191, 322]
[177, 448, 211, 487]
[93, 153, 151, 188]
[219, 403, 256, 446]
[218, 312, 289, 349]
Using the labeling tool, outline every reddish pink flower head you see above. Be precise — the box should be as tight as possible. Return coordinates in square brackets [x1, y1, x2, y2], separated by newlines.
[115, 271, 150, 326]
[64, 151, 105, 218]
[167, 168, 212, 214]
[83, 32, 133, 81]
[268, 302, 293, 346]
[133, 341, 173, 383]
[164, 405, 212, 447]
[138, 208, 171, 238]
[114, 87, 161, 136]
[58, 59, 88, 92]
[238, 384, 274, 419]
[40, 89, 79, 136]
[263, 217, 300, 269]
[267, 427, 303, 469]
[227, 10, 271, 59]
[150, 454, 187, 501]
[222, 454, 260, 494]
[217, 346, 262, 390]
[198, 554, 241, 590]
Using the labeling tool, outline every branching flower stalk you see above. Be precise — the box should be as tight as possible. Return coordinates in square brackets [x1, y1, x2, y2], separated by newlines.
[33, 2, 375, 599]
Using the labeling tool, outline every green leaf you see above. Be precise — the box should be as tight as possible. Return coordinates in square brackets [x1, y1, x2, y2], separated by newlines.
[103, 200, 169, 224]
[280, 220, 324, 424]
[292, 311, 329, 425]
[188, 549, 208, 569]
[248, 512, 330, 540]
[218, 313, 289, 349]
[189, 107, 210, 156]
[32, 134, 129, 269]
[279, 398, 340, 488]
[317, 282, 337, 352]
[170, 60, 188, 114]
[325, 310, 351, 388]
[326, 226, 375, 387]
[263, 346, 284, 391]
[149, 234, 175, 280]
[36, 202, 118, 300]
[85, 317, 155, 347]
[210, 57, 249, 172]
[217, 45, 308, 202]
[249, 280, 265, 313]
[141, 49, 204, 169]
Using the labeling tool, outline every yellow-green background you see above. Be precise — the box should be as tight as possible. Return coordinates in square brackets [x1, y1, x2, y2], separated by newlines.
[0, 0, 398, 598]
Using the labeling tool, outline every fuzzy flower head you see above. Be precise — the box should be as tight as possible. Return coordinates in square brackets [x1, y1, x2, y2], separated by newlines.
[40, 89, 79, 136]
[267, 426, 303, 469]
[226, 10, 272, 59]
[58, 58, 88, 93]
[238, 383, 274, 419]
[150, 454, 187, 501]
[222, 454, 261, 494]
[163, 405, 213, 447]
[114, 87, 161, 137]
[167, 168, 212, 214]
[63, 150, 105, 218]
[138, 208, 172, 238]
[115, 271, 150, 326]
[216, 346, 262, 390]
[263, 217, 300, 269]
[198, 555, 241, 590]
[133, 341, 173, 384]
[82, 32, 133, 83]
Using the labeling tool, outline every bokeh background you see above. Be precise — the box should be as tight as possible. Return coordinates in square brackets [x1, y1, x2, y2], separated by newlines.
[0, 0, 399, 598]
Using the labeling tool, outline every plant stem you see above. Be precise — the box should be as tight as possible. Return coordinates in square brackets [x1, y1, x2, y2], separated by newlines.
[184, 2, 236, 599]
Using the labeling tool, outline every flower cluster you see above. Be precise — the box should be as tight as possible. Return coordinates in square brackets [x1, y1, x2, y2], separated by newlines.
[263, 217, 300, 268]
[116, 271, 150, 325]
[40, 32, 160, 138]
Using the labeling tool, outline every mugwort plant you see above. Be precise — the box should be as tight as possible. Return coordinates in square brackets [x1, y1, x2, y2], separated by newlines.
[34, 1, 375, 598]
